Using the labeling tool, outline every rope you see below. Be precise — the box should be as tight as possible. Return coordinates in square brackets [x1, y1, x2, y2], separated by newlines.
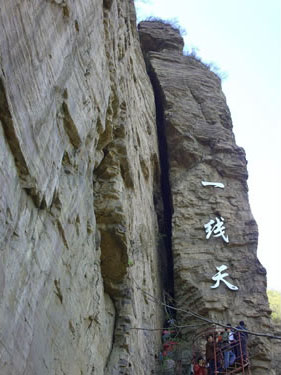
[131, 277, 281, 341]
[130, 323, 209, 331]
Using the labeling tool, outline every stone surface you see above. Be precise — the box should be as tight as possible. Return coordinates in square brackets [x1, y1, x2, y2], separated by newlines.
[0, 4, 277, 375]
[0, 3, 162, 375]
[139, 21, 184, 53]
[272, 323, 281, 374]
[139, 20, 275, 374]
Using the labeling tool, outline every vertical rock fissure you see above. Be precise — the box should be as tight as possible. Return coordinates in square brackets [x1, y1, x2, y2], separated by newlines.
[0, 77, 29, 177]
[147, 63, 175, 303]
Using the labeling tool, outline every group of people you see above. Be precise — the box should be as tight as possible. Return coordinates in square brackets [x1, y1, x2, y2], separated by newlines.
[158, 318, 182, 373]
[202, 321, 248, 375]
[157, 320, 248, 375]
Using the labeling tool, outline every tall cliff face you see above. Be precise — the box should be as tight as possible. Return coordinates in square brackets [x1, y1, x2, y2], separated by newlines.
[0, 2, 163, 374]
[139, 20, 274, 375]
[0, 3, 275, 375]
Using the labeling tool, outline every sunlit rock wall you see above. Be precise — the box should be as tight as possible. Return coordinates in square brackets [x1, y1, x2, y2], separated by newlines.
[0, 2, 162, 374]
[0, 2, 276, 374]
[272, 323, 281, 373]
[139, 20, 274, 374]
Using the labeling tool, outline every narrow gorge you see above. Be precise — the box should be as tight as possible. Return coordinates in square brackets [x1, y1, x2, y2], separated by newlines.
[0, 1, 278, 374]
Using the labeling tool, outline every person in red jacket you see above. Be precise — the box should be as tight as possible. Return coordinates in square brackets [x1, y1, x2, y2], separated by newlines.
[194, 357, 207, 375]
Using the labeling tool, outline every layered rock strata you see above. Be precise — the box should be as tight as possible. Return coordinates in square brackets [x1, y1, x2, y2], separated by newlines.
[139, 20, 274, 374]
[0, 2, 163, 374]
[0, 2, 276, 374]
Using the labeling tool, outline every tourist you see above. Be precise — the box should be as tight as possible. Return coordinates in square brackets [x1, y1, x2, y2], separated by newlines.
[205, 335, 215, 375]
[235, 321, 248, 362]
[194, 357, 207, 375]
[181, 348, 192, 375]
[222, 324, 236, 369]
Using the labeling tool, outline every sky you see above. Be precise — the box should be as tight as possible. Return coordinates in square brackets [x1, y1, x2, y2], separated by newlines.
[135, 0, 281, 291]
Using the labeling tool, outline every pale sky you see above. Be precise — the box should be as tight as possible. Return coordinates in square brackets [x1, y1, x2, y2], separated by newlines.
[135, 0, 281, 291]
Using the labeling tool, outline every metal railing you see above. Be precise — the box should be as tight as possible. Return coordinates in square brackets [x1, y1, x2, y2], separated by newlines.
[154, 325, 252, 374]
[192, 326, 252, 375]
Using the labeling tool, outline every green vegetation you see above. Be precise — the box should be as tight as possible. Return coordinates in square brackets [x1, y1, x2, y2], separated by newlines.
[267, 290, 281, 323]
[128, 258, 134, 266]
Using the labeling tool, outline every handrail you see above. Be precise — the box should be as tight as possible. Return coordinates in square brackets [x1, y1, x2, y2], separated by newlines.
[192, 325, 251, 375]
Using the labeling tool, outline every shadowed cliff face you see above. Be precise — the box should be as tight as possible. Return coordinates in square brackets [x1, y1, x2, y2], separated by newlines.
[139, 20, 274, 375]
[0, 2, 163, 374]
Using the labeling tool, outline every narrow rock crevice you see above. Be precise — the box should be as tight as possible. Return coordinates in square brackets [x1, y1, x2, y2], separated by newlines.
[145, 60, 175, 303]
[0, 77, 29, 178]
[0, 77, 45, 208]
[61, 101, 82, 149]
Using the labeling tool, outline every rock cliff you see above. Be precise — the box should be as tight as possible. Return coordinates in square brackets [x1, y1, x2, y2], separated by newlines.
[139, 20, 275, 374]
[0, 2, 276, 375]
[0, 2, 163, 374]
